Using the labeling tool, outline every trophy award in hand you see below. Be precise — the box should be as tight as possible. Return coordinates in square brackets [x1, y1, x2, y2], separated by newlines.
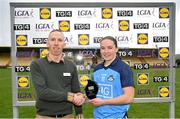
[85, 80, 98, 99]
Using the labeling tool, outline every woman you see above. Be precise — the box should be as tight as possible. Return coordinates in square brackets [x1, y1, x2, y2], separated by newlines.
[91, 36, 135, 119]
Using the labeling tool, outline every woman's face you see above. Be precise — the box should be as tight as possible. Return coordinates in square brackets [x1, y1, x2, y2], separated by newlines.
[100, 39, 118, 62]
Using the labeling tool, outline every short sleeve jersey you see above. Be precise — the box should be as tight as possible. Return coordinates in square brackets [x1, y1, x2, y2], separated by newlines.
[93, 57, 134, 118]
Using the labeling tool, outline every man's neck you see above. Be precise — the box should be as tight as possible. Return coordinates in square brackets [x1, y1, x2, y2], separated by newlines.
[48, 53, 63, 63]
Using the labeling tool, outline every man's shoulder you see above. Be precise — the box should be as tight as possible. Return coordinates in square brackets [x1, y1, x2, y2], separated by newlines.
[64, 58, 74, 64]
[31, 57, 46, 65]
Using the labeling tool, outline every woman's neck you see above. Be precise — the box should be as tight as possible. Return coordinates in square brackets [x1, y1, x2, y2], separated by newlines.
[104, 56, 116, 67]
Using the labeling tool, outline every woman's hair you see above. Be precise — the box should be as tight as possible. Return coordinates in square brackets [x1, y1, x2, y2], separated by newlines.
[100, 36, 117, 48]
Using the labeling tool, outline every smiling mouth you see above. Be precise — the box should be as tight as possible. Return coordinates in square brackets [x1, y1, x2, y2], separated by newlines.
[103, 54, 111, 57]
[53, 47, 60, 50]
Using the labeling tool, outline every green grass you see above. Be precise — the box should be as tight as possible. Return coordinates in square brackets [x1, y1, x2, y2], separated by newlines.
[0, 68, 180, 118]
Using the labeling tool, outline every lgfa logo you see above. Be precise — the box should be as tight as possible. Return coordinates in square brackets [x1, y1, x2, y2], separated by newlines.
[137, 33, 148, 44]
[40, 8, 51, 19]
[102, 8, 112, 19]
[119, 20, 129, 31]
[59, 20, 70, 32]
[159, 8, 169, 18]
[78, 34, 89, 45]
[16, 35, 28, 46]
[159, 47, 169, 59]
[17, 76, 30, 88]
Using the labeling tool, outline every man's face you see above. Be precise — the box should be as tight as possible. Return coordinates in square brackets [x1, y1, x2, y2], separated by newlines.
[100, 39, 118, 61]
[47, 31, 65, 56]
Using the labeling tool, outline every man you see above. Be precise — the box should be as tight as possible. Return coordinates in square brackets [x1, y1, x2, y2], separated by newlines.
[30, 29, 85, 118]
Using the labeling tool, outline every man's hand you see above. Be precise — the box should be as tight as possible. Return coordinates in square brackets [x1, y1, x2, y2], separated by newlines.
[73, 93, 86, 106]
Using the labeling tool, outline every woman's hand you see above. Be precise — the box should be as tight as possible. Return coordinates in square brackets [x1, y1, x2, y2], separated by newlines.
[90, 98, 105, 107]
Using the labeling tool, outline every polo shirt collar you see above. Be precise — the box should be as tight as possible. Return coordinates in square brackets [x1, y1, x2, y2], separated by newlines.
[47, 53, 64, 63]
[102, 56, 119, 69]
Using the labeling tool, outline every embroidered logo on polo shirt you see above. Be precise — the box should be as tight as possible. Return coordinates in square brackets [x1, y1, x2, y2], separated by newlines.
[63, 73, 71, 76]
[107, 75, 114, 81]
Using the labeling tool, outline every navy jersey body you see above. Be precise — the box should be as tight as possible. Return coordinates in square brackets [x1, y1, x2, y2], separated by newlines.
[93, 57, 134, 119]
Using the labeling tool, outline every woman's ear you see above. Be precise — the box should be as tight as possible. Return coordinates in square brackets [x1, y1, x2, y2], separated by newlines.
[116, 48, 118, 53]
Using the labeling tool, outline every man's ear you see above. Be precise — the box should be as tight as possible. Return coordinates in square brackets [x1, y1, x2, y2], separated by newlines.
[63, 42, 66, 48]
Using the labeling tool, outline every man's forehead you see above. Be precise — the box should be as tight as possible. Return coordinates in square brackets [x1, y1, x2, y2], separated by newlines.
[49, 32, 64, 38]
[50, 31, 63, 35]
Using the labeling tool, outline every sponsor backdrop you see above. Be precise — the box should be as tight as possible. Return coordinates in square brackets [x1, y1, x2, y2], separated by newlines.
[11, 3, 174, 111]
[14, 7, 169, 48]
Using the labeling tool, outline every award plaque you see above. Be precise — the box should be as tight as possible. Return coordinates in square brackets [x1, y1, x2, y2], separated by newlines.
[85, 80, 98, 99]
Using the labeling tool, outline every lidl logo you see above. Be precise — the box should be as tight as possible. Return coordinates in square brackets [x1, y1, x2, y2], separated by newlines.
[40, 49, 49, 58]
[159, 86, 169, 97]
[159, 8, 169, 18]
[78, 34, 89, 45]
[102, 8, 112, 19]
[159, 47, 169, 59]
[59, 20, 70, 32]
[119, 20, 129, 31]
[137, 33, 148, 44]
[137, 73, 149, 85]
[17, 76, 30, 88]
[40, 8, 51, 19]
[16, 35, 28, 46]
[79, 75, 90, 87]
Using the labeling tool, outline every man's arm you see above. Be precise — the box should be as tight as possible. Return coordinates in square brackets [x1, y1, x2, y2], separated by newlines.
[70, 64, 83, 115]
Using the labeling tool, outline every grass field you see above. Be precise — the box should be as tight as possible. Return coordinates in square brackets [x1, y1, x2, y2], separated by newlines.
[0, 68, 180, 118]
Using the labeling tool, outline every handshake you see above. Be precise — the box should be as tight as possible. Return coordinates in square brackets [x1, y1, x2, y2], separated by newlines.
[67, 92, 86, 106]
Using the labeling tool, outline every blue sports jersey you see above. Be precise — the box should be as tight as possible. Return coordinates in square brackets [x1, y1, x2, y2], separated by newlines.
[93, 57, 134, 119]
